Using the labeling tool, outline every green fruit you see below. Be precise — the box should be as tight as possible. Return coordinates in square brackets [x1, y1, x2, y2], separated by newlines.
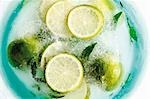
[100, 56, 122, 91]
[89, 55, 122, 91]
[7, 35, 44, 68]
[7, 39, 32, 68]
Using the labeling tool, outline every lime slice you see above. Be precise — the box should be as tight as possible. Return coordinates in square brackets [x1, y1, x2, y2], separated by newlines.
[61, 80, 88, 99]
[67, 5, 104, 39]
[40, 0, 60, 22]
[46, 1, 74, 38]
[45, 54, 83, 93]
[40, 41, 67, 68]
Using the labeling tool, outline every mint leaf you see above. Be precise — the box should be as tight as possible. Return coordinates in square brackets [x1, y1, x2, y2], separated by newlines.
[127, 19, 138, 42]
[129, 26, 137, 42]
[81, 43, 97, 59]
[113, 12, 122, 23]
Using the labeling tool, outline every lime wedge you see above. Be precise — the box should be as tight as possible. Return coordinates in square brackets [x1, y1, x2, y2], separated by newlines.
[46, 1, 74, 38]
[67, 5, 104, 39]
[61, 80, 88, 99]
[45, 54, 83, 93]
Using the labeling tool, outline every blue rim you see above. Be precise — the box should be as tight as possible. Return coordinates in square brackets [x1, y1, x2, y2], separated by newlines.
[1, 0, 37, 98]
[0, 0, 146, 98]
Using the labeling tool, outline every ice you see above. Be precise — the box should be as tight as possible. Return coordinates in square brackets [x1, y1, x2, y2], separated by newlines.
[8, 0, 42, 42]
[90, 84, 110, 99]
